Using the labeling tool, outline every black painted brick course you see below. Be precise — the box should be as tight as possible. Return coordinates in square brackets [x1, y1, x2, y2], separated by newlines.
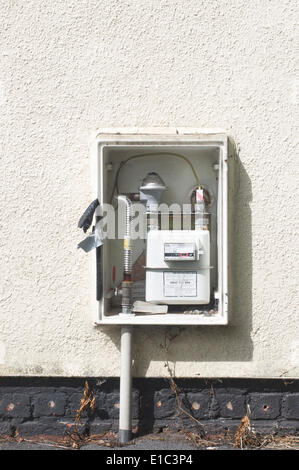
[0, 378, 297, 436]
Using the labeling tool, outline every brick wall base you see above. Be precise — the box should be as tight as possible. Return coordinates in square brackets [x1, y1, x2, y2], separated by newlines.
[0, 378, 298, 437]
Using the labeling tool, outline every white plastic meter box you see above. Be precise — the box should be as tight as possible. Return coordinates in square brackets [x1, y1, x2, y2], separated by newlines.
[92, 128, 233, 325]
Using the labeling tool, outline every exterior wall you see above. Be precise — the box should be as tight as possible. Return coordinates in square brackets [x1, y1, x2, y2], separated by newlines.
[0, 1, 298, 378]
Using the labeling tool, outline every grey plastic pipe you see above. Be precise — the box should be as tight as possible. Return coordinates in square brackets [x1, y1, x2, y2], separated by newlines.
[118, 195, 133, 444]
[119, 325, 133, 444]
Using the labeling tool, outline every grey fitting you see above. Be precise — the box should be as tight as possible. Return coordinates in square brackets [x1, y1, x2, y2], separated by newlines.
[121, 281, 133, 314]
[139, 172, 167, 211]
[119, 429, 132, 444]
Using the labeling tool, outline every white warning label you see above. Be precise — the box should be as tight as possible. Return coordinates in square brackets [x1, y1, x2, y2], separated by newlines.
[163, 271, 197, 297]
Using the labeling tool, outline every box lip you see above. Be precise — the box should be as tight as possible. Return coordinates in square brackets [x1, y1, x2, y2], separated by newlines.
[94, 314, 229, 326]
[94, 127, 229, 147]
[94, 126, 228, 137]
[93, 128, 229, 326]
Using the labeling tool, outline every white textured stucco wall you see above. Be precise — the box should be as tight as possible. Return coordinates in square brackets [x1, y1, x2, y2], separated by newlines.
[0, 0, 298, 378]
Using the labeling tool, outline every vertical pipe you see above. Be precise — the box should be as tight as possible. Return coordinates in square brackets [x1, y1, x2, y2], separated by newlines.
[119, 325, 133, 444]
[118, 195, 133, 444]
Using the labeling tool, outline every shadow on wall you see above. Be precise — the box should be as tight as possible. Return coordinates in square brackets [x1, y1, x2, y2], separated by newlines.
[100, 144, 253, 375]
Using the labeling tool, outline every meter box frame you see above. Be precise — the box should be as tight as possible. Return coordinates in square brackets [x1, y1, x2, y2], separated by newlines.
[92, 128, 233, 326]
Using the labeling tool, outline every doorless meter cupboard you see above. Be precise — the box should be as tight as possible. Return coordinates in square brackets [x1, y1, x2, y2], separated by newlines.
[93, 128, 233, 326]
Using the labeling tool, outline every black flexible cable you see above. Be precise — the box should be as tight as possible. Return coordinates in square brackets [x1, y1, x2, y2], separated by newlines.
[78, 199, 99, 232]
